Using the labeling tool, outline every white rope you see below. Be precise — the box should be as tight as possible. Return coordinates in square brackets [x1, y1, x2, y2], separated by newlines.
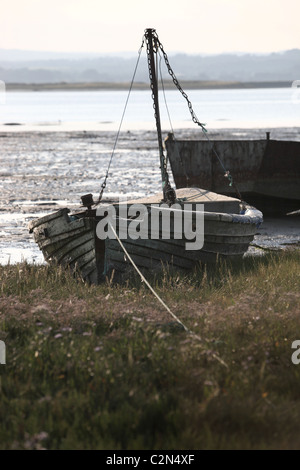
[108, 221, 197, 336]
[108, 221, 229, 369]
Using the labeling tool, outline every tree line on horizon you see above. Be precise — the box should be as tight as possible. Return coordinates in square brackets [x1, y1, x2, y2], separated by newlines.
[0, 49, 299, 84]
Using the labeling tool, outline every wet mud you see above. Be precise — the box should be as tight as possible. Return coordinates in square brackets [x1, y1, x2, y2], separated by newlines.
[0, 127, 299, 264]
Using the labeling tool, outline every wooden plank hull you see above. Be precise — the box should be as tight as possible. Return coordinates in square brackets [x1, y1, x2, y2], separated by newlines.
[29, 190, 262, 283]
[104, 207, 260, 278]
[29, 208, 100, 284]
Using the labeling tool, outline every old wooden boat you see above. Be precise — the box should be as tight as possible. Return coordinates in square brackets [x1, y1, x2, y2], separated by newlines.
[165, 133, 300, 215]
[28, 29, 263, 284]
[28, 187, 262, 282]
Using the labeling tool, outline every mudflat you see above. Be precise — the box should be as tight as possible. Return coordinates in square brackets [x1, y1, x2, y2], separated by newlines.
[0, 127, 299, 264]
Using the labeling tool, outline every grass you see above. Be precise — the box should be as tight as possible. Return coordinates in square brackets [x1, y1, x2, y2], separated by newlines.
[0, 250, 300, 450]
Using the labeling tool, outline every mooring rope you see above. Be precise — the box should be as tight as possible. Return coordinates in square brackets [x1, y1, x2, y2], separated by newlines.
[156, 40, 243, 202]
[158, 52, 191, 184]
[108, 221, 193, 334]
[108, 223, 228, 368]
[95, 39, 145, 205]
[201, 130, 244, 201]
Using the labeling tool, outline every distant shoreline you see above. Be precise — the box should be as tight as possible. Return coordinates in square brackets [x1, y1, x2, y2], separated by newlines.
[5, 80, 293, 92]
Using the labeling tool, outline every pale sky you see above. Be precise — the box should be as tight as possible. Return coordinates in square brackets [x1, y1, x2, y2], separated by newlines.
[1, 0, 299, 55]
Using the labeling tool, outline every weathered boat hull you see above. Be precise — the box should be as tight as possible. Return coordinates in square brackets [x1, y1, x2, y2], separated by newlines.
[104, 209, 260, 278]
[29, 208, 102, 284]
[165, 135, 300, 214]
[29, 188, 263, 284]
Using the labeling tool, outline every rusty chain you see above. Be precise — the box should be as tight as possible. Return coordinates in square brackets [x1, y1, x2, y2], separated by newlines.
[145, 29, 242, 201]
[96, 29, 241, 206]
[147, 29, 207, 133]
[145, 29, 176, 204]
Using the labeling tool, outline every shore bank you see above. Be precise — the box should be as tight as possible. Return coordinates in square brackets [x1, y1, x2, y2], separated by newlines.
[5, 80, 293, 92]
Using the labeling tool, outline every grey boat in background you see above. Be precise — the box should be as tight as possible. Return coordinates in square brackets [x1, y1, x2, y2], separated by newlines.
[165, 132, 300, 215]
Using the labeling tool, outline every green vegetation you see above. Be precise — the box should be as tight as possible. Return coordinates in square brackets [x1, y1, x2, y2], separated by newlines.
[0, 251, 300, 450]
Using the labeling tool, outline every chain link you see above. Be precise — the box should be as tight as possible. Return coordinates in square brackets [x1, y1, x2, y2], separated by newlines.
[152, 31, 207, 133]
[147, 30, 242, 200]
[145, 30, 171, 192]
[96, 29, 241, 206]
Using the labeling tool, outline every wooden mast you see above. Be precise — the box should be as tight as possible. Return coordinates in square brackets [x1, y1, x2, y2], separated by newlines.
[145, 28, 176, 204]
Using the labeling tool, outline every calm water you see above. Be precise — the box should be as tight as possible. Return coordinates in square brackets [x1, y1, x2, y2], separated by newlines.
[1, 87, 299, 129]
